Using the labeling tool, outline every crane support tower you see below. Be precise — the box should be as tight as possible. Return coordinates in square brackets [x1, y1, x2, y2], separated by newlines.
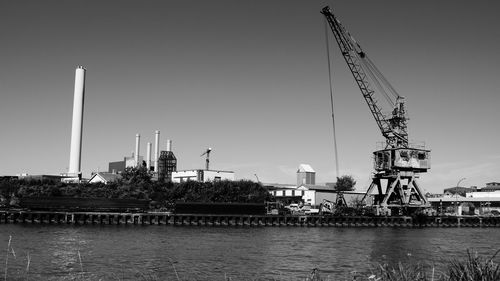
[321, 6, 431, 211]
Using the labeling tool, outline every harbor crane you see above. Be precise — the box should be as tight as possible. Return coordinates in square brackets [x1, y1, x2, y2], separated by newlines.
[200, 147, 212, 170]
[321, 6, 431, 212]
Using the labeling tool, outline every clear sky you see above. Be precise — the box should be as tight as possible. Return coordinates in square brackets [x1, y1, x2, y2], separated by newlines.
[1, 0, 499, 193]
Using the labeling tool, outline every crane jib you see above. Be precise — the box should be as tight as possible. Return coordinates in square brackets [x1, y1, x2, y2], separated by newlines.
[322, 6, 409, 149]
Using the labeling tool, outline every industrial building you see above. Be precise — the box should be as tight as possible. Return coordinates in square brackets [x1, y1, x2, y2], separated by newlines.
[171, 170, 234, 183]
[108, 153, 144, 174]
[157, 140, 177, 182]
[296, 164, 316, 186]
[265, 164, 367, 206]
[106, 133, 177, 182]
[428, 182, 500, 215]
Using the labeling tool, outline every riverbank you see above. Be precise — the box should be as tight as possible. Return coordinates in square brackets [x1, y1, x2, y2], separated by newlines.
[1, 210, 500, 227]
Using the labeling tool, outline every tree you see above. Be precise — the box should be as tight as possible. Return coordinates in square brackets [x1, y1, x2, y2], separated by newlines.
[335, 175, 356, 191]
[120, 166, 152, 185]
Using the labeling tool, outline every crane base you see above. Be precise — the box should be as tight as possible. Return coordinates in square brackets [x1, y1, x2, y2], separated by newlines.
[362, 171, 429, 210]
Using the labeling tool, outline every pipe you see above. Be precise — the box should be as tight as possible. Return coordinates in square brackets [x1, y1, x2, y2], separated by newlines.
[68, 66, 86, 175]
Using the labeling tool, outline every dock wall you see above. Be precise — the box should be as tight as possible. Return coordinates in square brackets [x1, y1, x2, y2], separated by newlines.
[1, 211, 500, 227]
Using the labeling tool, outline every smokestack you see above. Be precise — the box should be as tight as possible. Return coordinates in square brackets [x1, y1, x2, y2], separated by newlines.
[135, 134, 140, 167]
[166, 139, 172, 152]
[68, 66, 86, 175]
[146, 142, 152, 170]
[154, 130, 160, 172]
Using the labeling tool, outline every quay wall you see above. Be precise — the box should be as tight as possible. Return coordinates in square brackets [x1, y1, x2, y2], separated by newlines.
[1, 211, 500, 227]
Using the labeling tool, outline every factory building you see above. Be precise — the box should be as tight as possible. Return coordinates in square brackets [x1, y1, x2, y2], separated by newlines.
[428, 181, 500, 215]
[171, 170, 234, 183]
[265, 164, 368, 207]
[108, 153, 144, 174]
[158, 140, 177, 182]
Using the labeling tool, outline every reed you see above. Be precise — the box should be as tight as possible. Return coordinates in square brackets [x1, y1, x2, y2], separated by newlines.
[445, 249, 500, 281]
[25, 251, 30, 281]
[3, 235, 11, 281]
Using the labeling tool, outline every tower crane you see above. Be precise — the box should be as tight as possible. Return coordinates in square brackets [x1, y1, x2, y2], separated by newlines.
[200, 147, 212, 170]
[321, 6, 431, 212]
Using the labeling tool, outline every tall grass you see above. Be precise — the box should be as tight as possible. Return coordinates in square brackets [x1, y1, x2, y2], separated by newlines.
[446, 249, 500, 281]
[372, 261, 432, 281]
[304, 250, 500, 281]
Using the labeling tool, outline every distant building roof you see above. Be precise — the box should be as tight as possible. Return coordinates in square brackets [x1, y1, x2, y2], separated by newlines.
[263, 183, 296, 190]
[429, 197, 500, 203]
[299, 184, 335, 192]
[443, 186, 476, 194]
[297, 164, 315, 173]
[89, 172, 122, 184]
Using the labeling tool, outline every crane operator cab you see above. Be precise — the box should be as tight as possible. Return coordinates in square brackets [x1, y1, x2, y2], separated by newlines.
[374, 148, 431, 173]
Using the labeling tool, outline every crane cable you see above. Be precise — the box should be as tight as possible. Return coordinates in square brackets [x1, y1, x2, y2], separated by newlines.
[324, 19, 340, 179]
[357, 54, 395, 107]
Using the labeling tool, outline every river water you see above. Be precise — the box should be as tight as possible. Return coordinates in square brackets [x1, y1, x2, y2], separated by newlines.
[0, 225, 499, 280]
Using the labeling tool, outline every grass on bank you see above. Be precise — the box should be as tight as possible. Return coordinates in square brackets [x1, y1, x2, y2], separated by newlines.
[305, 249, 500, 281]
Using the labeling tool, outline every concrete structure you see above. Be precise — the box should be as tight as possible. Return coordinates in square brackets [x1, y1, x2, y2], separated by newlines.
[154, 130, 160, 172]
[68, 66, 86, 176]
[171, 170, 234, 183]
[88, 172, 122, 184]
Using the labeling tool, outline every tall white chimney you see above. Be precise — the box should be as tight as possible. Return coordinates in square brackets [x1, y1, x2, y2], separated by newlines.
[146, 142, 152, 170]
[154, 130, 160, 172]
[135, 133, 140, 167]
[166, 139, 172, 152]
[68, 66, 86, 175]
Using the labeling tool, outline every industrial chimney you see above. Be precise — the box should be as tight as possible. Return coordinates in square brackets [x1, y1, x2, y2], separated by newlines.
[68, 66, 86, 175]
[166, 139, 172, 152]
[135, 134, 140, 167]
[146, 142, 152, 170]
[154, 130, 160, 172]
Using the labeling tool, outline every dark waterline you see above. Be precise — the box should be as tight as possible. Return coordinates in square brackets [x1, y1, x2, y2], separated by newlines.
[1, 225, 500, 280]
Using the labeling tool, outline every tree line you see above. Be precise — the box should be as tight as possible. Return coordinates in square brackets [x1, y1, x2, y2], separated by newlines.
[0, 167, 274, 207]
